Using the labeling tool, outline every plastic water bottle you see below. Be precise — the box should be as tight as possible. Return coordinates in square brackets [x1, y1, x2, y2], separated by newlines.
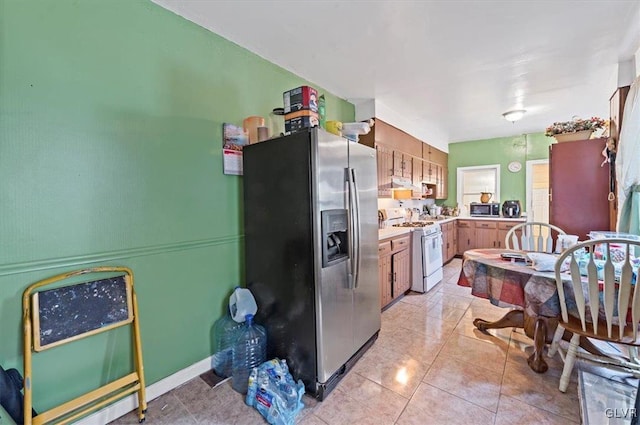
[211, 309, 244, 378]
[232, 314, 267, 394]
[229, 287, 257, 323]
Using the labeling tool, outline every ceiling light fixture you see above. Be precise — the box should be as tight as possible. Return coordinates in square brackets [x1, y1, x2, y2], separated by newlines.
[502, 109, 526, 123]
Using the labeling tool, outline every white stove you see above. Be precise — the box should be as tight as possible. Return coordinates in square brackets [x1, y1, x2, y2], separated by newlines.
[381, 209, 443, 293]
[392, 221, 441, 236]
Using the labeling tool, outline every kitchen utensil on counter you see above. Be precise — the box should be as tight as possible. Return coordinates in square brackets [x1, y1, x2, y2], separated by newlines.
[480, 192, 493, 203]
[501, 200, 521, 218]
[243, 116, 266, 144]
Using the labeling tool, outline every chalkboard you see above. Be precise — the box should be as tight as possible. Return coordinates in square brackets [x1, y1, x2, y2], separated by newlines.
[32, 275, 133, 351]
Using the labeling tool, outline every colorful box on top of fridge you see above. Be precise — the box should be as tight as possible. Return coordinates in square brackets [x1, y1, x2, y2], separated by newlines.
[283, 86, 318, 114]
[285, 114, 319, 133]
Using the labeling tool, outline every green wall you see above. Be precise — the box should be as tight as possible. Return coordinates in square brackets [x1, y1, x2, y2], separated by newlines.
[0, 0, 354, 412]
[444, 133, 554, 209]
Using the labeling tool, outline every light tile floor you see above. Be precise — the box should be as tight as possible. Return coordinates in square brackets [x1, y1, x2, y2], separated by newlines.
[112, 258, 584, 425]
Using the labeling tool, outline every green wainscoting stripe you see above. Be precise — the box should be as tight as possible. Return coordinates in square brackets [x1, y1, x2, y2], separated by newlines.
[0, 235, 243, 277]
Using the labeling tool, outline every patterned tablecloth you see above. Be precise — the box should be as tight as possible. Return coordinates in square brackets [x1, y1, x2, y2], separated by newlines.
[457, 249, 567, 319]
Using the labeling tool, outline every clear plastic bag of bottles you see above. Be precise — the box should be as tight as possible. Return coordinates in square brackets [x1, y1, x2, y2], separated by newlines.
[245, 358, 305, 425]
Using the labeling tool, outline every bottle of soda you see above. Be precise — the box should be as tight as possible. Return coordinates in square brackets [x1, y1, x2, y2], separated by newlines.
[231, 314, 267, 394]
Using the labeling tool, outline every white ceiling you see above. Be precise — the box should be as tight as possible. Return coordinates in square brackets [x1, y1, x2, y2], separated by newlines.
[152, 0, 640, 150]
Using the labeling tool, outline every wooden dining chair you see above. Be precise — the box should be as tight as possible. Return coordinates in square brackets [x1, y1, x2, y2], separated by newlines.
[548, 238, 640, 392]
[504, 221, 566, 253]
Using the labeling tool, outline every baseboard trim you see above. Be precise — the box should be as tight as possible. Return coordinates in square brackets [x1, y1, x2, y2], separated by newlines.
[75, 355, 214, 425]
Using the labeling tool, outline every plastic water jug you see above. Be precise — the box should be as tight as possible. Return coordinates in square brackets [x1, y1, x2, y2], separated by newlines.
[231, 314, 267, 394]
[211, 309, 244, 378]
[229, 287, 257, 323]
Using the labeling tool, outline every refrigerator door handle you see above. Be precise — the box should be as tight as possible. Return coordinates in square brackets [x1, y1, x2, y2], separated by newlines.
[351, 168, 361, 289]
[346, 167, 355, 289]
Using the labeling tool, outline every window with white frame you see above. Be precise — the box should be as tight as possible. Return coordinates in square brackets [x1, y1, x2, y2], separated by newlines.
[456, 165, 501, 211]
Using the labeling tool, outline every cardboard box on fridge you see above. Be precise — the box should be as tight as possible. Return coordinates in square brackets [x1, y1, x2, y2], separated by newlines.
[285, 113, 319, 133]
[283, 86, 318, 114]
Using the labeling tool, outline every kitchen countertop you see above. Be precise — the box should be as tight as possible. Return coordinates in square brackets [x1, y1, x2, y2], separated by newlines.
[447, 216, 527, 222]
[378, 227, 412, 240]
[378, 216, 527, 240]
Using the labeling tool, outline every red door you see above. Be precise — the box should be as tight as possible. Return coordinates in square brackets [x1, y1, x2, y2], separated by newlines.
[549, 138, 611, 240]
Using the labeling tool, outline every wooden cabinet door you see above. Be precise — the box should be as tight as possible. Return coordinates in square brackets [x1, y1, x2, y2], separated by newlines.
[422, 161, 433, 184]
[549, 139, 610, 240]
[433, 164, 447, 199]
[392, 151, 404, 177]
[400, 249, 411, 293]
[475, 221, 498, 248]
[376, 145, 393, 197]
[431, 147, 448, 167]
[439, 166, 448, 199]
[440, 222, 449, 262]
[476, 228, 498, 248]
[392, 249, 410, 298]
[412, 158, 424, 198]
[457, 220, 475, 254]
[391, 152, 412, 180]
[402, 155, 412, 179]
[497, 221, 521, 249]
[447, 221, 457, 261]
[379, 253, 392, 308]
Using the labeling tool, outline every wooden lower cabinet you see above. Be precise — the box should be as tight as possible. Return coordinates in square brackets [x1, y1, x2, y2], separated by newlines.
[457, 220, 475, 255]
[392, 248, 411, 298]
[379, 234, 411, 309]
[440, 221, 457, 264]
[378, 250, 393, 308]
[497, 221, 522, 249]
[457, 219, 526, 254]
[475, 221, 498, 248]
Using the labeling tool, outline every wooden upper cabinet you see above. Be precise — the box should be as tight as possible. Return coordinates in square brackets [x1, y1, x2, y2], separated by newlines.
[362, 119, 422, 156]
[359, 118, 447, 198]
[376, 144, 393, 197]
[422, 143, 447, 164]
[422, 161, 435, 184]
[412, 157, 424, 197]
[424, 144, 448, 199]
[438, 166, 448, 199]
[431, 147, 448, 168]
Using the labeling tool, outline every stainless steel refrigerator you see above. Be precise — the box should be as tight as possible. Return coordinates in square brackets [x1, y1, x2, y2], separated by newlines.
[243, 127, 380, 400]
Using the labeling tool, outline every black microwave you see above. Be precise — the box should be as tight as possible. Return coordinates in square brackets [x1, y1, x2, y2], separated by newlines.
[469, 202, 501, 217]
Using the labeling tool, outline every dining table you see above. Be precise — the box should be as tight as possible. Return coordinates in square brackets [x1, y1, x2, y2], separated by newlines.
[457, 248, 603, 373]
